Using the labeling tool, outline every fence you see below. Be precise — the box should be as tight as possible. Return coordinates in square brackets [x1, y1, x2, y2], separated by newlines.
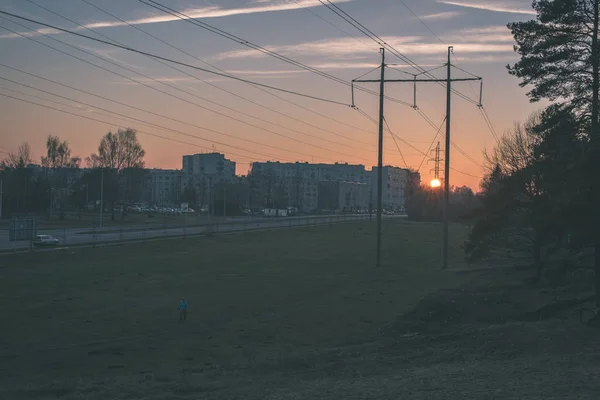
[0, 214, 371, 254]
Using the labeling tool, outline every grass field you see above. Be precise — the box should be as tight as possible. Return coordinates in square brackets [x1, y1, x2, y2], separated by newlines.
[2, 220, 600, 399]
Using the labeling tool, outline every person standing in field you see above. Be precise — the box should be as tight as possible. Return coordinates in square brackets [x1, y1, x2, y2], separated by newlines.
[179, 297, 188, 322]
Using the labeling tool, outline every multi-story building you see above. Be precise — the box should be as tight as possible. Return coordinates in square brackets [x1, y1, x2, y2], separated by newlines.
[370, 166, 412, 212]
[251, 161, 369, 183]
[250, 161, 370, 211]
[318, 181, 369, 212]
[183, 152, 236, 177]
[143, 169, 182, 205]
[182, 153, 236, 209]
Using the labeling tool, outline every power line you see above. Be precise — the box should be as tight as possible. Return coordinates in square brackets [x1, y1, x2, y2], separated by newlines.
[135, 0, 412, 107]
[397, 0, 446, 45]
[0, 86, 287, 160]
[357, 107, 437, 161]
[383, 116, 408, 168]
[0, 10, 352, 107]
[323, 0, 493, 185]
[451, 63, 482, 79]
[417, 117, 446, 171]
[289, 0, 374, 50]
[451, 168, 482, 179]
[1, 7, 409, 154]
[480, 106, 500, 142]
[356, 106, 481, 179]
[0, 77, 324, 161]
[74, 0, 375, 147]
[293, 0, 474, 154]
[415, 108, 483, 168]
[0, 19, 375, 163]
[1, 12, 370, 156]
[138, 0, 350, 86]
[318, 0, 480, 106]
[0, 63, 381, 165]
[0, 92, 279, 162]
[356, 107, 482, 179]
[389, 1, 499, 144]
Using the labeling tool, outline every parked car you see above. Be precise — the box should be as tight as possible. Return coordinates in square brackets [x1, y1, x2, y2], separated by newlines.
[33, 235, 59, 246]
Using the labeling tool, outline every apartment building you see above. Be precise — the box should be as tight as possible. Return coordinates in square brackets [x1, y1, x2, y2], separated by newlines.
[250, 161, 370, 211]
[182, 153, 236, 208]
[143, 169, 183, 205]
[370, 166, 411, 212]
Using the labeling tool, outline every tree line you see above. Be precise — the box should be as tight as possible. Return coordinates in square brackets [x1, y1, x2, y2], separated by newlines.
[0, 128, 146, 220]
[464, 1, 600, 308]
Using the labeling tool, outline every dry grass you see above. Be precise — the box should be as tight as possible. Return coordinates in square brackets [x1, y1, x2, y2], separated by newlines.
[1, 220, 599, 399]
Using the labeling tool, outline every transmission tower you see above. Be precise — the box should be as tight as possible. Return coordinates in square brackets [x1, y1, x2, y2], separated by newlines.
[430, 141, 441, 181]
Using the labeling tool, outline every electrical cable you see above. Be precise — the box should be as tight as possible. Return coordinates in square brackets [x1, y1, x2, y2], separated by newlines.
[73, 0, 374, 146]
[451, 63, 482, 79]
[355, 107, 482, 179]
[0, 9, 352, 107]
[0, 20, 374, 162]
[397, 0, 446, 45]
[136, 0, 413, 107]
[415, 108, 483, 168]
[289, 0, 374, 50]
[0, 92, 281, 162]
[417, 117, 446, 171]
[319, 0, 480, 105]
[0, 77, 322, 161]
[383, 116, 408, 168]
[481, 106, 500, 142]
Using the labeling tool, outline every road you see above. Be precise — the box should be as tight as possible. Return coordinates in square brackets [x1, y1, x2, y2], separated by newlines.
[0, 214, 382, 253]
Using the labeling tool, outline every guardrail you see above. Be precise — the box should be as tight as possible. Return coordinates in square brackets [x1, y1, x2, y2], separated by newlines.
[0, 214, 373, 254]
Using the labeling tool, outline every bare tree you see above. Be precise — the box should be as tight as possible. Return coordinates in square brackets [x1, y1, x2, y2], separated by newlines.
[483, 111, 541, 175]
[86, 128, 145, 171]
[41, 135, 80, 168]
[0, 142, 32, 169]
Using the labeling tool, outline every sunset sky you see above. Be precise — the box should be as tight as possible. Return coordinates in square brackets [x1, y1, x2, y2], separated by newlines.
[0, 0, 541, 189]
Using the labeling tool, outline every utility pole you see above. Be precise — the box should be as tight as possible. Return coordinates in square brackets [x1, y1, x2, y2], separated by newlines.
[442, 46, 453, 270]
[223, 185, 226, 217]
[49, 188, 53, 219]
[352, 46, 481, 269]
[100, 169, 104, 228]
[376, 48, 385, 267]
[210, 183, 214, 218]
[369, 182, 373, 222]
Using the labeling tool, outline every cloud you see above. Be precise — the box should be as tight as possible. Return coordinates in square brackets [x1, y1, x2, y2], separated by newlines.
[224, 69, 307, 76]
[0, 0, 354, 40]
[448, 54, 518, 63]
[311, 62, 379, 70]
[437, 1, 537, 15]
[109, 70, 305, 85]
[419, 11, 464, 20]
[449, 25, 515, 43]
[214, 35, 515, 61]
[215, 36, 420, 60]
[460, 26, 510, 34]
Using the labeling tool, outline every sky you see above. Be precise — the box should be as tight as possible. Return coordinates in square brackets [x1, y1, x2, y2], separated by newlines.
[0, 0, 541, 189]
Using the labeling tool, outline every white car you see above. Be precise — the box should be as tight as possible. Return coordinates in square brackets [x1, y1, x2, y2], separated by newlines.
[33, 235, 59, 246]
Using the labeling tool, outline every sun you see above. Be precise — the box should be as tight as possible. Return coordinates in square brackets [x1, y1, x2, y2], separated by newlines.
[430, 178, 442, 188]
